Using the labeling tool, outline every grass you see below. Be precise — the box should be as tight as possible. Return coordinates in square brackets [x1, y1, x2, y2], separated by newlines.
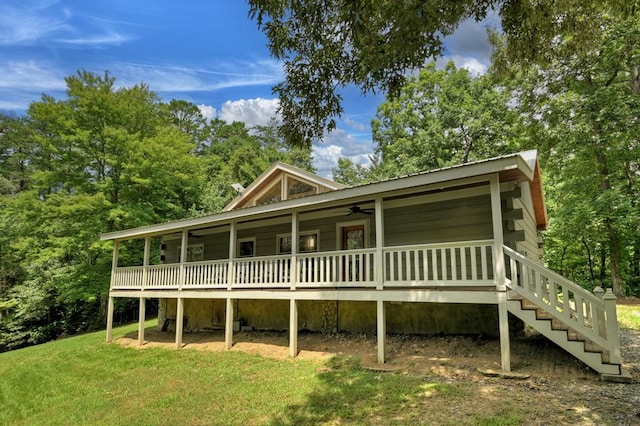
[617, 304, 640, 330]
[0, 321, 479, 425]
[1, 305, 638, 425]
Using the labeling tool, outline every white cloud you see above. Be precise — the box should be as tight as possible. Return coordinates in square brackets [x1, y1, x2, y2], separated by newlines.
[57, 31, 135, 46]
[112, 60, 283, 93]
[218, 98, 280, 127]
[197, 104, 217, 122]
[344, 117, 368, 132]
[439, 12, 498, 76]
[312, 145, 344, 178]
[313, 128, 374, 178]
[0, 1, 70, 45]
[0, 60, 66, 91]
[437, 55, 488, 76]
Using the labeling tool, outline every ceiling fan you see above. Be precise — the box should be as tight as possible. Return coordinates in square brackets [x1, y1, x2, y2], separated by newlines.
[347, 204, 374, 216]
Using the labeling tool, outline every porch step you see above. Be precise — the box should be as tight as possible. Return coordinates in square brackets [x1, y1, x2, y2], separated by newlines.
[507, 299, 623, 378]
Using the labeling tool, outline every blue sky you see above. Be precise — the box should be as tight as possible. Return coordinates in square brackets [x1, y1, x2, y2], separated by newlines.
[0, 0, 496, 177]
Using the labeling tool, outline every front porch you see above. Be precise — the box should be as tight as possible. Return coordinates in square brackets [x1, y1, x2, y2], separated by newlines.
[111, 240, 495, 291]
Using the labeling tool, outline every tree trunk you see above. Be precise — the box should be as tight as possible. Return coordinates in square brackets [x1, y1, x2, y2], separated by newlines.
[597, 150, 626, 297]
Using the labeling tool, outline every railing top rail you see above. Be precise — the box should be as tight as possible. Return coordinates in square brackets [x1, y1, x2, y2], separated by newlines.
[234, 253, 292, 262]
[383, 240, 494, 252]
[183, 259, 229, 266]
[297, 248, 376, 258]
[114, 265, 145, 271]
[503, 245, 604, 307]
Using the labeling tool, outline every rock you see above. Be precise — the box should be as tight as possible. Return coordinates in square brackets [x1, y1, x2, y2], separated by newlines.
[477, 368, 531, 380]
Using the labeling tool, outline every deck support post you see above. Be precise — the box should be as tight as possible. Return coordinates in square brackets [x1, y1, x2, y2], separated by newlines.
[138, 297, 146, 346]
[106, 239, 118, 343]
[377, 300, 386, 363]
[498, 292, 511, 372]
[374, 197, 384, 290]
[175, 297, 184, 349]
[289, 298, 298, 358]
[106, 295, 114, 343]
[225, 298, 234, 350]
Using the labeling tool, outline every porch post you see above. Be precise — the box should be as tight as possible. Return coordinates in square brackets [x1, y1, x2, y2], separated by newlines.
[142, 236, 150, 289]
[290, 211, 298, 290]
[138, 297, 146, 346]
[376, 300, 386, 363]
[106, 296, 114, 343]
[228, 222, 236, 290]
[289, 298, 298, 358]
[109, 240, 119, 290]
[489, 175, 506, 288]
[179, 230, 188, 290]
[374, 197, 384, 290]
[175, 297, 184, 349]
[225, 298, 234, 350]
[490, 175, 510, 372]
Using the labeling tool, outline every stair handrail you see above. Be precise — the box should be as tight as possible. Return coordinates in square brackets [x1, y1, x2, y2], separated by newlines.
[502, 245, 620, 363]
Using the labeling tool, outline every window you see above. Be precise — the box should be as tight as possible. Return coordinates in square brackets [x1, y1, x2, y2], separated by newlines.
[277, 231, 319, 254]
[178, 243, 204, 262]
[255, 179, 282, 206]
[287, 178, 317, 200]
[237, 238, 256, 257]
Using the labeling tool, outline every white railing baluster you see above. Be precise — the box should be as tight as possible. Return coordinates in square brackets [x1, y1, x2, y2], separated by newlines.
[502, 245, 618, 364]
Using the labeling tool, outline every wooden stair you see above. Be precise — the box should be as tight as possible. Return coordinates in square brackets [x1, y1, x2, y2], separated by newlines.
[507, 296, 631, 381]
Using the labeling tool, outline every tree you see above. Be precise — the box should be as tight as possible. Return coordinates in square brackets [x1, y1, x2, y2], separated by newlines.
[0, 71, 209, 350]
[491, 6, 640, 297]
[248, 0, 632, 145]
[368, 61, 520, 178]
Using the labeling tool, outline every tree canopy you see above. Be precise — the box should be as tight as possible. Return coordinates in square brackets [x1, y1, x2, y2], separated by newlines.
[249, 0, 637, 145]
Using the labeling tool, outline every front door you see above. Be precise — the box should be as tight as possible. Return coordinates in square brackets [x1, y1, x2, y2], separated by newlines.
[342, 225, 365, 282]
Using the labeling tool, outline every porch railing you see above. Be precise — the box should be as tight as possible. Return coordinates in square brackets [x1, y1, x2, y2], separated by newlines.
[383, 240, 494, 286]
[297, 249, 376, 287]
[503, 245, 621, 365]
[110, 240, 496, 290]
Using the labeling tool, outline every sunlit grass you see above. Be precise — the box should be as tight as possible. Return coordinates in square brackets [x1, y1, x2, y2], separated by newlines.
[0, 318, 627, 425]
[618, 304, 640, 330]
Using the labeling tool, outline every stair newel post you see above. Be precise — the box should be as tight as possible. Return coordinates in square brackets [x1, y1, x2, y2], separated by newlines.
[603, 289, 622, 365]
[593, 286, 607, 340]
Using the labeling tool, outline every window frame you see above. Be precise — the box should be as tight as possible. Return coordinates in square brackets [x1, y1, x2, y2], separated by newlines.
[237, 237, 256, 258]
[276, 230, 320, 255]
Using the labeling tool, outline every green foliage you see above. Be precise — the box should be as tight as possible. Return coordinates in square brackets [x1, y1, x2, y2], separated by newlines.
[0, 71, 314, 351]
[334, 62, 522, 183]
[492, 5, 640, 296]
[249, 0, 634, 146]
[371, 62, 521, 177]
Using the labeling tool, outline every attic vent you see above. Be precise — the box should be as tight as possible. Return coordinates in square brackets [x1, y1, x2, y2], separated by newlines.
[231, 183, 245, 194]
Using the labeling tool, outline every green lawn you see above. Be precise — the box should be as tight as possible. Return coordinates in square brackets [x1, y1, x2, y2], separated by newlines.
[618, 303, 640, 330]
[0, 321, 478, 425]
[1, 306, 638, 426]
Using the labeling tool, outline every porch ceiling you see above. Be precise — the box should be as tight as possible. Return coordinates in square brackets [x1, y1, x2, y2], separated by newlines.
[100, 151, 539, 241]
